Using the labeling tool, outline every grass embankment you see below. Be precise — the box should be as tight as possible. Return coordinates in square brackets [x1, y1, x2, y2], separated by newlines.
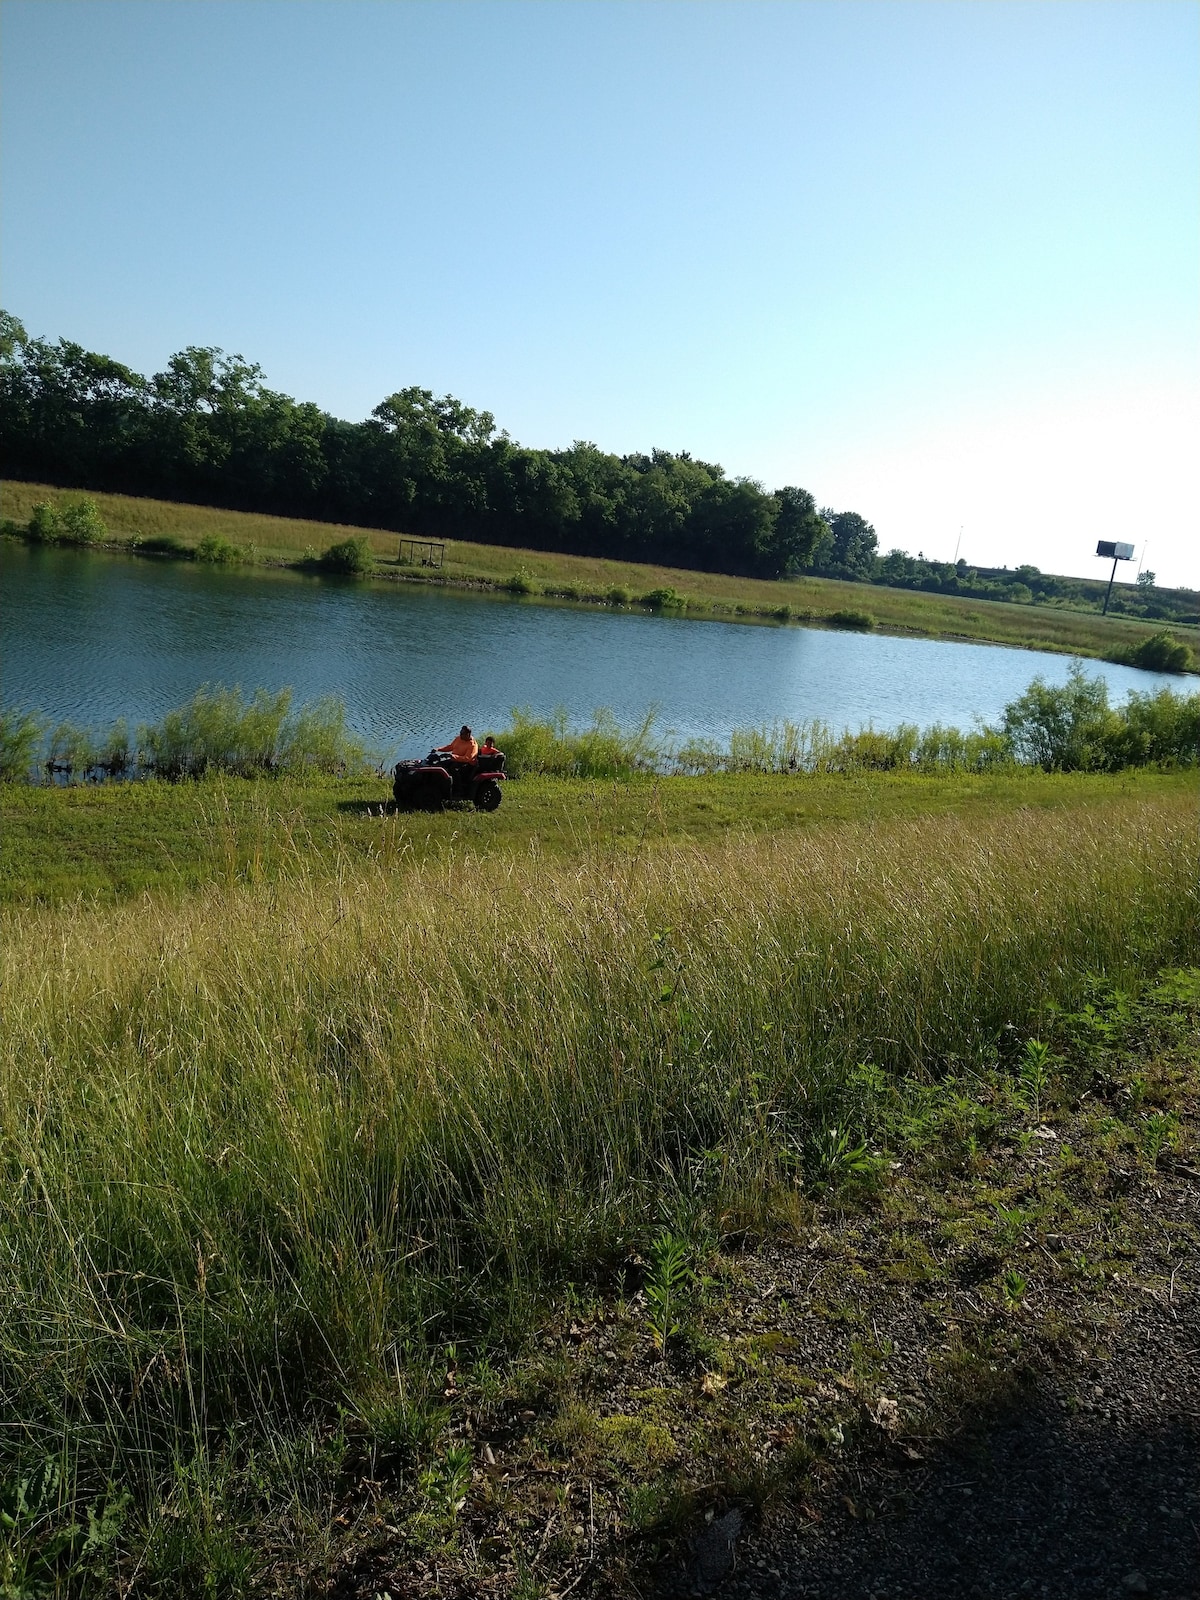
[5, 479, 1195, 667]
[0, 775, 1196, 1594]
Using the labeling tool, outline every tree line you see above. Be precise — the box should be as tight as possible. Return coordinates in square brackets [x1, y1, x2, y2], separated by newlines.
[3, 311, 1194, 622]
[0, 311, 861, 580]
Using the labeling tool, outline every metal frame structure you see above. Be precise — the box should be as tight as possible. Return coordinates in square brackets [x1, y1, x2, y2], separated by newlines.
[397, 538, 446, 569]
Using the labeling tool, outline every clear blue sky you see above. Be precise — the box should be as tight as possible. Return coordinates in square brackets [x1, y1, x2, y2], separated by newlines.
[3, 0, 1196, 585]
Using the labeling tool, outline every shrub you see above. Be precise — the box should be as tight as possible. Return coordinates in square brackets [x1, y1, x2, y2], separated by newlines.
[131, 535, 190, 558]
[640, 586, 685, 612]
[27, 502, 63, 543]
[503, 569, 537, 595]
[1124, 631, 1192, 674]
[826, 609, 874, 630]
[319, 537, 373, 576]
[1114, 688, 1200, 767]
[0, 708, 41, 781]
[195, 534, 247, 566]
[1001, 665, 1121, 771]
[59, 498, 106, 546]
[605, 585, 631, 606]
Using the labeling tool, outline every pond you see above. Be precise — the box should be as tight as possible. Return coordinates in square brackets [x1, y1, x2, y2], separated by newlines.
[0, 540, 1182, 758]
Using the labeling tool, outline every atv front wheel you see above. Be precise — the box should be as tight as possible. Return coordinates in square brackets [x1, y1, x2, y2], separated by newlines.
[473, 780, 502, 812]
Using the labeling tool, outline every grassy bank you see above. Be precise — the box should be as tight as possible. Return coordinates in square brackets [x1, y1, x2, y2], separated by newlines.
[5, 479, 1196, 667]
[0, 774, 1196, 1593]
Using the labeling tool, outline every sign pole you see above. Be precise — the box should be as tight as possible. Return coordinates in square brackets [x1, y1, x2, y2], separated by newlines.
[1102, 556, 1119, 616]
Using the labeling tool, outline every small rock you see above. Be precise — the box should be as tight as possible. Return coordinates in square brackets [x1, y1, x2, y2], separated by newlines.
[1122, 1574, 1149, 1594]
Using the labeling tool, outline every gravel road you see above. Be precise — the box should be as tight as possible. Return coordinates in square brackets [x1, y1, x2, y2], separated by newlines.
[713, 1297, 1199, 1600]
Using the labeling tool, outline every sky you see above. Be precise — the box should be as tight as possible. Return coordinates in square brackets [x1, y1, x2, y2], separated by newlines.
[2, 0, 1197, 587]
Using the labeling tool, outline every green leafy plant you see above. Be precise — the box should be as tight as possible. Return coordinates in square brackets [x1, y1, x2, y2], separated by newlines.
[645, 1232, 693, 1353]
[0, 1460, 128, 1597]
[806, 1123, 876, 1191]
[1001, 1269, 1027, 1311]
[418, 1443, 473, 1518]
[640, 586, 684, 612]
[826, 608, 874, 630]
[1019, 1037, 1052, 1120]
[1124, 631, 1191, 674]
[0, 709, 41, 783]
[59, 498, 106, 546]
[25, 502, 63, 544]
[1139, 1112, 1178, 1168]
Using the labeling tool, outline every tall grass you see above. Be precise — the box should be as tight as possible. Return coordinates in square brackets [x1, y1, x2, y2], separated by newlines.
[0, 687, 369, 782]
[0, 793, 1195, 1529]
[496, 672, 1198, 777]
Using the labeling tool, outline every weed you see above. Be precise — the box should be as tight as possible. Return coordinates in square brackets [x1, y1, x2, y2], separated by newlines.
[1139, 1112, 1178, 1168]
[1001, 1270, 1028, 1311]
[418, 1444, 473, 1518]
[805, 1125, 877, 1193]
[645, 1234, 693, 1353]
[1019, 1038, 1052, 1120]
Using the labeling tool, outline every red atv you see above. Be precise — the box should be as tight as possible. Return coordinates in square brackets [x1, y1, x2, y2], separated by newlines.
[392, 747, 506, 812]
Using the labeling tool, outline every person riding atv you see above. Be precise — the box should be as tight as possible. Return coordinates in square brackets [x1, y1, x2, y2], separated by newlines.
[437, 726, 478, 764]
[392, 727, 506, 811]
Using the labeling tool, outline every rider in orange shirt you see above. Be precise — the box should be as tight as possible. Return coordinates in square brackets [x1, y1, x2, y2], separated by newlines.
[437, 725, 478, 763]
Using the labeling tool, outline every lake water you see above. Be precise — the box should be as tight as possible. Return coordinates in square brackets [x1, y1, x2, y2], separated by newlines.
[0, 540, 1182, 759]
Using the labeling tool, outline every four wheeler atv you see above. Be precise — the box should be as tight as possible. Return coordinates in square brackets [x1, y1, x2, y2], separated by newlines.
[392, 747, 506, 812]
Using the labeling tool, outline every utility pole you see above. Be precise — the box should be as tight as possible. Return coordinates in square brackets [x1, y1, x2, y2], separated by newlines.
[953, 526, 963, 565]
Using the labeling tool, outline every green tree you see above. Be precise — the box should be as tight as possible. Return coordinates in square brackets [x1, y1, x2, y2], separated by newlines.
[766, 486, 827, 576]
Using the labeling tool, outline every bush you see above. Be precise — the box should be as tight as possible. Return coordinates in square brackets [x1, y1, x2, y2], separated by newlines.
[640, 586, 685, 612]
[605, 585, 631, 606]
[59, 498, 106, 546]
[1114, 688, 1200, 767]
[27, 502, 63, 543]
[1124, 631, 1192, 674]
[0, 709, 41, 781]
[319, 537, 373, 576]
[1000, 665, 1123, 771]
[503, 569, 537, 595]
[826, 609, 874, 630]
[131, 535, 190, 558]
[195, 534, 247, 566]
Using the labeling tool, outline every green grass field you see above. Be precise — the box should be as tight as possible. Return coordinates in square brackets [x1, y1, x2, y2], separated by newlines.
[6, 478, 1195, 666]
[2, 766, 1191, 904]
[1, 765, 1197, 1593]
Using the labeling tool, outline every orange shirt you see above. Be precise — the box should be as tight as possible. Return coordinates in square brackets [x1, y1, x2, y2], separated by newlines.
[439, 735, 478, 761]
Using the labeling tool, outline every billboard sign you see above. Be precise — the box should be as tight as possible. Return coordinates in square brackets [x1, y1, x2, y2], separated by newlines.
[1096, 541, 1135, 561]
